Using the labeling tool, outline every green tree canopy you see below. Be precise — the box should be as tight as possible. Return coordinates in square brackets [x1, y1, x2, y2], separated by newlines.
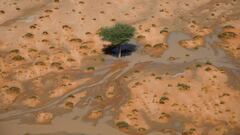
[98, 23, 136, 45]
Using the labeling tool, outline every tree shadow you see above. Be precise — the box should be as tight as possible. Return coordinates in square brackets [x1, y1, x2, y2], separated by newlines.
[102, 43, 137, 57]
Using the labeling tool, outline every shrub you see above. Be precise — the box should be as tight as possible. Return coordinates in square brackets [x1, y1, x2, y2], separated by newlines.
[155, 76, 162, 80]
[218, 32, 237, 39]
[12, 55, 25, 61]
[6, 87, 21, 94]
[138, 127, 146, 132]
[159, 96, 169, 104]
[116, 121, 129, 128]
[35, 61, 45, 66]
[65, 101, 74, 108]
[153, 43, 164, 48]
[205, 67, 212, 71]
[160, 29, 168, 34]
[223, 25, 235, 29]
[87, 66, 95, 71]
[24, 33, 34, 38]
[51, 62, 61, 67]
[144, 44, 152, 48]
[69, 38, 82, 43]
[195, 64, 201, 68]
[28, 48, 37, 52]
[9, 49, 19, 53]
[177, 83, 190, 90]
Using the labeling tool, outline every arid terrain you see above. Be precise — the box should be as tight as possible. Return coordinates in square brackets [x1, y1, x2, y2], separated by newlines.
[0, 0, 240, 135]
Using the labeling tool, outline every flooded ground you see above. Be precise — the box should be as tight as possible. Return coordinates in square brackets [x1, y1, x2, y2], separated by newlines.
[0, 0, 240, 135]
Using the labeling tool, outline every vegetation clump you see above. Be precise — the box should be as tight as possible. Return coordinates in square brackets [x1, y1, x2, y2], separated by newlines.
[12, 55, 25, 61]
[218, 32, 237, 39]
[138, 127, 146, 132]
[87, 66, 95, 71]
[159, 112, 171, 119]
[144, 44, 152, 48]
[159, 96, 169, 104]
[116, 121, 129, 129]
[28, 48, 37, 52]
[155, 76, 162, 80]
[65, 101, 74, 108]
[70, 38, 82, 43]
[51, 62, 61, 67]
[6, 87, 21, 94]
[35, 61, 46, 66]
[182, 128, 196, 135]
[160, 29, 168, 34]
[223, 25, 235, 29]
[153, 43, 165, 48]
[205, 67, 212, 71]
[177, 83, 190, 90]
[0, 10, 5, 14]
[9, 49, 19, 54]
[24, 33, 34, 38]
[195, 64, 202, 68]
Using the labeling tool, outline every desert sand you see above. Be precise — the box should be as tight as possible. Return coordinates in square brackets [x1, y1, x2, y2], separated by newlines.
[0, 0, 240, 135]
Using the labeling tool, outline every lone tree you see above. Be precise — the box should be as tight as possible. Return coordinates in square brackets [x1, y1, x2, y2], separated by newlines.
[99, 23, 136, 57]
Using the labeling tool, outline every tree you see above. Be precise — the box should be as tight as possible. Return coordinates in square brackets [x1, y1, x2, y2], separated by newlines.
[98, 23, 136, 57]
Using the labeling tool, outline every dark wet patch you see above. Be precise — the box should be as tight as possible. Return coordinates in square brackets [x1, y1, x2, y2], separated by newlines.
[102, 43, 137, 57]
[142, 112, 192, 134]
[225, 68, 240, 91]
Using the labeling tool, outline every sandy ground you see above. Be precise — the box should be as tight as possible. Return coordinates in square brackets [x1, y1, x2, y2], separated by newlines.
[218, 20, 240, 58]
[0, 0, 240, 135]
[117, 65, 240, 134]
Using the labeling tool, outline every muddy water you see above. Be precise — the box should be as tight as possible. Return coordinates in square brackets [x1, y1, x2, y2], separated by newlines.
[0, 28, 239, 135]
[124, 28, 238, 69]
